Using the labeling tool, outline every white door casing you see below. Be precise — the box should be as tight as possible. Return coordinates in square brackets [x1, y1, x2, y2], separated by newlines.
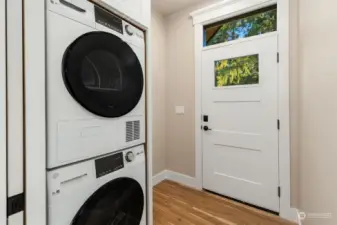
[0, 0, 7, 224]
[202, 33, 279, 212]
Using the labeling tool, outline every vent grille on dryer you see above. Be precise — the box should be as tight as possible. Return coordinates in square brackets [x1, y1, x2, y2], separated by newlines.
[126, 121, 141, 142]
[126, 121, 133, 142]
[134, 120, 140, 140]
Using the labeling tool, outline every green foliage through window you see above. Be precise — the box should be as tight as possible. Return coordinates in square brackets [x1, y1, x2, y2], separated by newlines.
[215, 54, 259, 87]
[205, 6, 277, 46]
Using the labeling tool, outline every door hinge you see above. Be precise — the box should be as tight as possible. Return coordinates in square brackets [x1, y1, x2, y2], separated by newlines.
[278, 186, 281, 198]
[7, 193, 25, 217]
[277, 119, 280, 130]
[277, 52, 280, 63]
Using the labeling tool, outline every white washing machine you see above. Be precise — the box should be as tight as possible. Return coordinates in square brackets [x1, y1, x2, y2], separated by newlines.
[46, 0, 146, 169]
[47, 145, 146, 225]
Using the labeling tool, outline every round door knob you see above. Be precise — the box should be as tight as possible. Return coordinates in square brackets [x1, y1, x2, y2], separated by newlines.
[125, 151, 135, 162]
[203, 126, 212, 131]
[125, 25, 134, 36]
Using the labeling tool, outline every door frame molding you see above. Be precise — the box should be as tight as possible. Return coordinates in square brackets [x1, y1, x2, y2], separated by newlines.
[190, 0, 297, 222]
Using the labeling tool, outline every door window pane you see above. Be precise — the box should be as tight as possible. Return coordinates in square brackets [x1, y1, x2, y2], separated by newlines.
[215, 54, 259, 87]
[205, 6, 277, 46]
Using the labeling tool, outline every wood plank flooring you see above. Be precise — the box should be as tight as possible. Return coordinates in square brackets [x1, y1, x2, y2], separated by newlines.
[153, 180, 296, 225]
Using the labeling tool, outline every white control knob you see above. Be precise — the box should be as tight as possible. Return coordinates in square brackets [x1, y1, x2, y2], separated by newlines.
[125, 25, 134, 36]
[125, 151, 135, 162]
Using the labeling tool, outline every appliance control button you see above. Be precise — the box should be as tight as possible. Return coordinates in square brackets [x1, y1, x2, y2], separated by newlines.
[125, 151, 135, 162]
[125, 25, 134, 36]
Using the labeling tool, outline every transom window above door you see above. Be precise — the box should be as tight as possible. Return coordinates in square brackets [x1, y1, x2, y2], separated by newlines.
[204, 5, 277, 47]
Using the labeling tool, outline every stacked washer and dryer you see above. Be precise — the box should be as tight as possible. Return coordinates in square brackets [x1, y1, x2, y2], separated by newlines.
[45, 0, 147, 224]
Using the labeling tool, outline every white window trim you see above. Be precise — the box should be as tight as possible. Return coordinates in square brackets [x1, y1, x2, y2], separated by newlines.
[190, 0, 298, 222]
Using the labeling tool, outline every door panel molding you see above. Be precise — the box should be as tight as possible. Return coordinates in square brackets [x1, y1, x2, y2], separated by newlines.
[191, 0, 297, 222]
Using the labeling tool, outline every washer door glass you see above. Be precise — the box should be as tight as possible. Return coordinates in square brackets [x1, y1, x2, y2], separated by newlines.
[63, 32, 144, 118]
[71, 178, 144, 225]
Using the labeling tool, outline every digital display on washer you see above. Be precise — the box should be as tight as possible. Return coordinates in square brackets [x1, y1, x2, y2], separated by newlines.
[95, 6, 123, 34]
[95, 152, 124, 178]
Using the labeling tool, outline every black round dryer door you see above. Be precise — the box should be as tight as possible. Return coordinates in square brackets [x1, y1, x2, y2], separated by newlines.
[71, 178, 144, 225]
[63, 32, 144, 118]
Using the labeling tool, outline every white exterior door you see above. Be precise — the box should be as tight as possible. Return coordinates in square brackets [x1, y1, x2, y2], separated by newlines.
[202, 33, 280, 212]
[0, 0, 7, 224]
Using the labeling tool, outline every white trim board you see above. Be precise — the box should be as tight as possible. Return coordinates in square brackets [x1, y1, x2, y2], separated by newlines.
[190, 0, 298, 223]
[24, 0, 47, 224]
[8, 212, 24, 225]
[7, 0, 24, 199]
[0, 0, 7, 224]
[152, 170, 199, 189]
[190, 0, 277, 25]
[145, 27, 154, 225]
[7, 0, 24, 224]
[153, 170, 168, 186]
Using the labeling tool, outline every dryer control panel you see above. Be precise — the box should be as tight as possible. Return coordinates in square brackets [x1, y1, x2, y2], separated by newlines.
[95, 152, 124, 178]
[95, 6, 123, 34]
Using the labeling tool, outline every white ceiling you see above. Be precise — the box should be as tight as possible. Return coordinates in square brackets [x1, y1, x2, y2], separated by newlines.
[152, 0, 208, 16]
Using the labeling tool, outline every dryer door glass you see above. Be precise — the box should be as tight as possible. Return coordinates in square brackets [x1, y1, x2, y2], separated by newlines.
[62, 32, 144, 118]
[71, 178, 144, 225]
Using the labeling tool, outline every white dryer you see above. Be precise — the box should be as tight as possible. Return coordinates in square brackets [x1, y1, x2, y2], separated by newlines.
[47, 145, 146, 225]
[46, 0, 146, 169]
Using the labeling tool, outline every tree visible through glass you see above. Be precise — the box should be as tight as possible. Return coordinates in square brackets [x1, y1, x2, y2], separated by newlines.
[205, 6, 277, 46]
[214, 54, 259, 87]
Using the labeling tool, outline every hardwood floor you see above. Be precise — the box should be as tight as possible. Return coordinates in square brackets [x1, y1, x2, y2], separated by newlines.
[153, 180, 296, 225]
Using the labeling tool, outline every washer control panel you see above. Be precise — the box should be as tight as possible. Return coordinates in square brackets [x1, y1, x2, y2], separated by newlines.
[95, 152, 124, 178]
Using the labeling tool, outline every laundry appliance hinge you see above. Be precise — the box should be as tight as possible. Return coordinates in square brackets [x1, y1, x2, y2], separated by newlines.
[278, 186, 281, 198]
[7, 192, 25, 217]
[277, 119, 280, 130]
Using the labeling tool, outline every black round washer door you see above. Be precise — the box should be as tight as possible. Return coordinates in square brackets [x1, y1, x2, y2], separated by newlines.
[63, 32, 144, 118]
[71, 178, 144, 225]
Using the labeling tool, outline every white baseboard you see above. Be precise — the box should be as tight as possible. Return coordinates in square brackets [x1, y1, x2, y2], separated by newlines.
[285, 208, 300, 224]
[152, 170, 168, 186]
[166, 171, 199, 189]
[272, 207, 300, 224]
[152, 170, 199, 189]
